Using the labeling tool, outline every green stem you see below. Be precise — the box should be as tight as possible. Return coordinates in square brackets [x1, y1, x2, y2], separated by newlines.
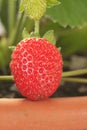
[0, 76, 13, 81]
[0, 76, 87, 84]
[13, 12, 25, 44]
[62, 69, 87, 77]
[35, 20, 40, 35]
[9, 12, 25, 45]
[0, 69, 87, 83]
[62, 77, 87, 84]
[8, 0, 16, 37]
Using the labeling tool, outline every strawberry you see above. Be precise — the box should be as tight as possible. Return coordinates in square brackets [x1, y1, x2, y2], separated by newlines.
[10, 38, 63, 100]
[21, 0, 47, 20]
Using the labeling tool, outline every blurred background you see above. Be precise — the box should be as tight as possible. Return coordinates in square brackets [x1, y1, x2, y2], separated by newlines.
[0, 0, 87, 98]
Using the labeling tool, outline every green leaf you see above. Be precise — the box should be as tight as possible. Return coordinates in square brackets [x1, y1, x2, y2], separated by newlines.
[47, 0, 61, 8]
[46, 0, 87, 28]
[43, 30, 56, 45]
[40, 20, 87, 56]
[22, 28, 30, 38]
[58, 25, 87, 56]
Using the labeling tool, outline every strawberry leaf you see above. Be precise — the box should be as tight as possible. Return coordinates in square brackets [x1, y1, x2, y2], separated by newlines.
[43, 30, 56, 45]
[46, 0, 87, 28]
[47, 0, 61, 8]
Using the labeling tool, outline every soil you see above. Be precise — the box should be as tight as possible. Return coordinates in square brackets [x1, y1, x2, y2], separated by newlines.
[0, 80, 87, 98]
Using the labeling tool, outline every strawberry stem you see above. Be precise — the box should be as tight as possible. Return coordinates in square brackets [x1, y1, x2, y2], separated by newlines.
[0, 68, 87, 83]
[0, 76, 13, 81]
[62, 68, 87, 77]
[0, 76, 87, 84]
[35, 20, 40, 36]
[62, 77, 87, 83]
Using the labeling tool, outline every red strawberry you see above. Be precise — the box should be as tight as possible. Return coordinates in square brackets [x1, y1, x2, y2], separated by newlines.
[10, 38, 63, 100]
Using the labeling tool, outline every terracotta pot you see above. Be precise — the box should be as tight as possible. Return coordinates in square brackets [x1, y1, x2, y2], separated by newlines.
[0, 96, 87, 130]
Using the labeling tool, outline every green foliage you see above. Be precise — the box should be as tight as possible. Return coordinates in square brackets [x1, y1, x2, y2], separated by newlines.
[58, 26, 87, 56]
[46, 0, 87, 28]
[0, 0, 34, 73]
[0, 0, 87, 74]
[0, 38, 11, 73]
[41, 20, 87, 56]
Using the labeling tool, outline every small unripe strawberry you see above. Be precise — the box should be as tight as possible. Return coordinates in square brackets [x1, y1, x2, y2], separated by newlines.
[20, 0, 47, 20]
[10, 38, 63, 100]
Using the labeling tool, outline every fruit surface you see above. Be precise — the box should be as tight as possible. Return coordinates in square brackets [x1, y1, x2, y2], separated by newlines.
[10, 38, 63, 100]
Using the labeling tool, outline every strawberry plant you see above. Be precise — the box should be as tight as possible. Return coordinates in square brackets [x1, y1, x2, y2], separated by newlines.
[0, 0, 87, 99]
